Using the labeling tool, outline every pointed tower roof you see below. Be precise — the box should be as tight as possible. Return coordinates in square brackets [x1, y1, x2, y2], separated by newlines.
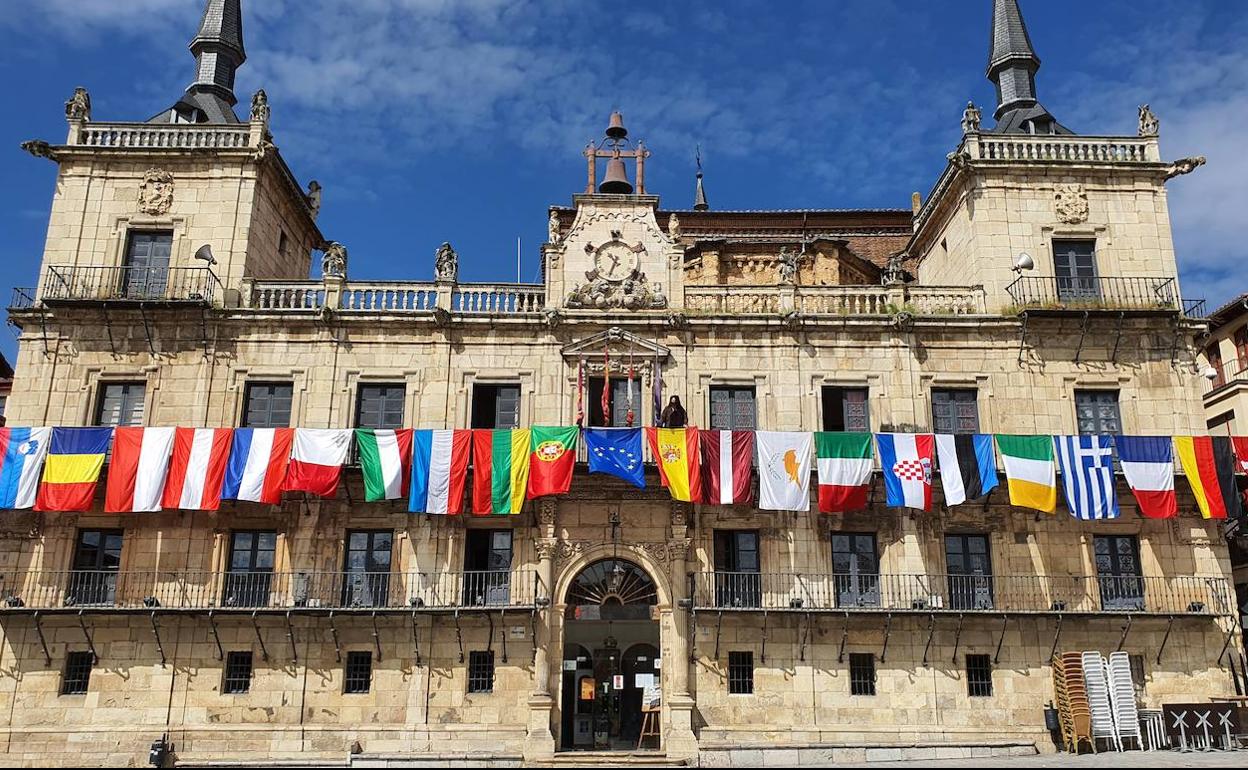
[693, 146, 709, 211]
[984, 0, 1071, 135]
[149, 0, 246, 124]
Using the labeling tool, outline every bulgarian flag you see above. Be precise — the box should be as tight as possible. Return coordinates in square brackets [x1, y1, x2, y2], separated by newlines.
[995, 435, 1056, 513]
[527, 426, 578, 499]
[815, 432, 873, 513]
[356, 428, 413, 502]
[471, 429, 532, 514]
[646, 427, 701, 502]
[410, 429, 471, 514]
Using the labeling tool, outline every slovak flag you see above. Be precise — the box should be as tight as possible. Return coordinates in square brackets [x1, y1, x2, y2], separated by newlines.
[162, 428, 234, 510]
[0, 427, 52, 509]
[410, 429, 472, 514]
[1116, 435, 1175, 519]
[105, 427, 176, 513]
[223, 428, 294, 504]
[284, 429, 353, 498]
[876, 433, 935, 511]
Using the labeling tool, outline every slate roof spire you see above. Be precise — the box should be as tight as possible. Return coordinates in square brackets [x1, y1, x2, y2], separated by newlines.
[693, 146, 709, 211]
[985, 0, 1071, 135]
[149, 0, 247, 124]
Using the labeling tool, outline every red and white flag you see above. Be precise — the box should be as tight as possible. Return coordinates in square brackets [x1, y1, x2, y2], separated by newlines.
[105, 427, 176, 512]
[701, 429, 753, 505]
[284, 429, 353, 498]
[162, 428, 234, 510]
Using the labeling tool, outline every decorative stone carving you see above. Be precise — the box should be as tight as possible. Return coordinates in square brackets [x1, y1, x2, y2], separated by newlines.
[882, 252, 907, 286]
[665, 311, 689, 330]
[535, 539, 558, 560]
[670, 502, 690, 528]
[635, 541, 671, 569]
[946, 150, 972, 170]
[542, 307, 562, 329]
[667, 538, 692, 563]
[250, 89, 270, 123]
[565, 270, 666, 310]
[321, 241, 348, 278]
[251, 138, 275, 162]
[554, 539, 593, 568]
[306, 181, 322, 220]
[431, 306, 452, 327]
[1163, 155, 1206, 180]
[1053, 183, 1088, 224]
[777, 246, 799, 285]
[20, 140, 53, 160]
[961, 100, 981, 134]
[667, 213, 681, 240]
[434, 242, 458, 282]
[537, 498, 558, 526]
[65, 87, 91, 121]
[137, 168, 174, 215]
[548, 212, 561, 244]
[781, 309, 803, 330]
[1137, 104, 1159, 137]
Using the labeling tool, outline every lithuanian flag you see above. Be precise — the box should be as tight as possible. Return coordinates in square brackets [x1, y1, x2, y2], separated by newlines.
[472, 429, 531, 514]
[995, 434, 1056, 513]
[1175, 436, 1242, 519]
[645, 427, 701, 503]
[35, 427, 114, 512]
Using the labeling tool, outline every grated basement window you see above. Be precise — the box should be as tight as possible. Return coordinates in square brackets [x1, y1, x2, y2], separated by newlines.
[849, 653, 876, 696]
[61, 651, 93, 695]
[468, 650, 495, 693]
[728, 651, 754, 695]
[966, 654, 993, 697]
[223, 651, 253, 694]
[344, 651, 372, 694]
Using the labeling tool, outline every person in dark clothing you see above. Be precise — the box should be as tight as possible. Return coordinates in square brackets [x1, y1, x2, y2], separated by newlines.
[660, 396, 687, 428]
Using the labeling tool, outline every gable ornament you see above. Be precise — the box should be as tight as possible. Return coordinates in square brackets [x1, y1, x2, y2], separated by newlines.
[137, 168, 174, 215]
[1053, 183, 1088, 224]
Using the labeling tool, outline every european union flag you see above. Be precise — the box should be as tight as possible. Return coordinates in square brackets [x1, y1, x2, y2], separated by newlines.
[585, 428, 645, 489]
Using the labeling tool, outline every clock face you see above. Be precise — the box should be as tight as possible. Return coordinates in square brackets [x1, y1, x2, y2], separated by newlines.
[594, 242, 636, 281]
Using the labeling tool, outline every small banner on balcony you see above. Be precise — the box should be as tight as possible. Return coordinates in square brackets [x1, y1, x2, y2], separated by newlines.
[1116, 435, 1176, 519]
[356, 428, 413, 502]
[471, 429, 531, 514]
[36, 427, 113, 512]
[105, 427, 176, 513]
[410, 429, 471, 514]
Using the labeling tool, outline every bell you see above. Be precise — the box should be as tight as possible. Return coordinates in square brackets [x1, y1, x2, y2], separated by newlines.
[599, 157, 634, 194]
[605, 111, 628, 141]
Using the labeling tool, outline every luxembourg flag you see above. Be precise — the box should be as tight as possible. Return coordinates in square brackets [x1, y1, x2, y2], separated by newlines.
[162, 428, 234, 510]
[104, 427, 176, 512]
[0, 427, 52, 509]
[284, 429, 353, 498]
[409, 429, 471, 514]
[223, 428, 294, 504]
[876, 433, 935, 511]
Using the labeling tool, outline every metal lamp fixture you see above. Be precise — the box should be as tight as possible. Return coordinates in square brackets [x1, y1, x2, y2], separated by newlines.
[1012, 252, 1034, 273]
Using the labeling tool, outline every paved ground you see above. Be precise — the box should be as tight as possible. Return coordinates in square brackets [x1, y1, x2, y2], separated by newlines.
[855, 749, 1246, 768]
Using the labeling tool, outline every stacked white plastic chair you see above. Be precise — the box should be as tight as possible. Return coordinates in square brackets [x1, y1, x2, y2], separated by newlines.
[1106, 652, 1143, 750]
[1082, 651, 1121, 751]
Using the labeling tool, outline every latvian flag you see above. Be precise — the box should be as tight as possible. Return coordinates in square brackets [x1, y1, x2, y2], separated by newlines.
[1116, 435, 1175, 519]
[814, 432, 873, 513]
[700, 429, 753, 506]
[934, 434, 999, 506]
[876, 433, 935, 511]
[223, 428, 293, 504]
[162, 428, 234, 510]
[410, 429, 471, 514]
[1175, 436, 1241, 519]
[105, 427, 176, 512]
[284, 429, 352, 498]
[356, 428, 413, 502]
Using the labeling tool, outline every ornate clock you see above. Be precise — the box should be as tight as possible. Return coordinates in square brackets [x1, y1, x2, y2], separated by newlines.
[592, 237, 639, 282]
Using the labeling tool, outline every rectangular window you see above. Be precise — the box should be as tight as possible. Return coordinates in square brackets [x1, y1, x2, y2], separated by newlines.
[713, 530, 760, 608]
[242, 382, 293, 428]
[471, 384, 521, 429]
[121, 230, 173, 300]
[728, 651, 754, 694]
[709, 386, 757, 431]
[1074, 390, 1121, 435]
[342, 530, 393, 607]
[966, 654, 993, 697]
[95, 382, 145, 427]
[222, 651, 253, 694]
[463, 529, 513, 606]
[1094, 535, 1145, 611]
[61, 651, 94, 695]
[821, 387, 869, 432]
[468, 650, 495, 693]
[68, 529, 123, 606]
[931, 389, 979, 434]
[945, 534, 993, 610]
[223, 531, 276, 608]
[849, 653, 876, 696]
[344, 651, 372, 694]
[832, 533, 879, 608]
[587, 377, 634, 427]
[355, 384, 406, 430]
[1052, 239, 1099, 301]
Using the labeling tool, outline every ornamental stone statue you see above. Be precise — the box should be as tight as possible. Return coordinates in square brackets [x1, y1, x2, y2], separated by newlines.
[1137, 104, 1159, 137]
[548, 211, 561, 244]
[322, 241, 348, 278]
[434, 242, 458, 282]
[961, 101, 981, 134]
[777, 246, 798, 285]
[250, 89, 271, 123]
[65, 87, 91, 121]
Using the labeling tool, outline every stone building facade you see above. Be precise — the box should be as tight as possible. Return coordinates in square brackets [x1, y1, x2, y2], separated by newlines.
[0, 0, 1240, 766]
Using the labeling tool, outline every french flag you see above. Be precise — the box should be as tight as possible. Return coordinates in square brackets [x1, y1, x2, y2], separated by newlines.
[283, 429, 353, 498]
[410, 429, 471, 514]
[162, 428, 234, 510]
[105, 427, 176, 513]
[1116, 435, 1176, 519]
[223, 428, 293, 504]
[0, 427, 52, 509]
[876, 433, 935, 511]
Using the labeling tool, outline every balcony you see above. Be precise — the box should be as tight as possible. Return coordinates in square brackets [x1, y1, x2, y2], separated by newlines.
[38, 265, 220, 306]
[1005, 275, 1203, 317]
[682, 284, 988, 316]
[244, 279, 545, 316]
[1203, 359, 1248, 397]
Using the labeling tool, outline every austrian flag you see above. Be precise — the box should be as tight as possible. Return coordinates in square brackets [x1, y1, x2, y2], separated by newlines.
[162, 428, 233, 510]
[105, 427, 176, 513]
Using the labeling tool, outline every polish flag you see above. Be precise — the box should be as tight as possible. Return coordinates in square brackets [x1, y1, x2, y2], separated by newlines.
[223, 428, 294, 504]
[284, 429, 353, 498]
[162, 428, 234, 510]
[701, 429, 753, 505]
[105, 427, 176, 512]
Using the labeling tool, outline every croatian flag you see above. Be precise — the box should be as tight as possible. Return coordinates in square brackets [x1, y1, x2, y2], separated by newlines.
[162, 428, 234, 510]
[1054, 435, 1119, 520]
[0, 427, 52, 509]
[223, 428, 293, 504]
[1116, 435, 1175, 519]
[876, 433, 935, 511]
[105, 427, 176, 513]
[409, 429, 471, 514]
[284, 429, 353, 498]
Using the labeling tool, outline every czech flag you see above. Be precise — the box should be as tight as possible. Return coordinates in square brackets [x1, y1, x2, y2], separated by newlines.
[35, 427, 113, 512]
[283, 429, 352, 498]
[162, 428, 234, 510]
[223, 428, 293, 504]
[410, 429, 471, 514]
[105, 427, 176, 512]
[1175, 436, 1241, 519]
[0, 427, 52, 509]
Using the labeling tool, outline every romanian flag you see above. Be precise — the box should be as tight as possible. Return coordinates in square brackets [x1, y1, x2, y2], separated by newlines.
[35, 427, 113, 512]
[1175, 436, 1242, 519]
[472, 429, 531, 514]
[645, 427, 701, 503]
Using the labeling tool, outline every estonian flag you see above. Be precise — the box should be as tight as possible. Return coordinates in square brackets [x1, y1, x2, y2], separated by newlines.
[935, 434, 999, 506]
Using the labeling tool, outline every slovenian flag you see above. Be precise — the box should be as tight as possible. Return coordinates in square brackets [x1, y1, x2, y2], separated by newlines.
[471, 429, 531, 514]
[284, 429, 352, 498]
[356, 428, 413, 502]
[105, 427, 177, 512]
[410, 429, 471, 514]
[876, 433, 935, 511]
[935, 434, 999, 506]
[0, 427, 52, 509]
[223, 428, 293, 504]
[1116, 435, 1175, 519]
[36, 427, 113, 512]
[162, 428, 234, 510]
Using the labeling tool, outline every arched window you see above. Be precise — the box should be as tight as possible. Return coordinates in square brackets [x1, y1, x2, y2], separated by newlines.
[566, 559, 657, 620]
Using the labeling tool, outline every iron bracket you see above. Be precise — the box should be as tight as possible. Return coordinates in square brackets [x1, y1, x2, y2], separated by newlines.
[760, 610, 769, 664]
[920, 613, 935, 666]
[411, 611, 422, 667]
[1110, 311, 1126, 363]
[713, 610, 724, 661]
[31, 611, 51, 668]
[199, 305, 210, 361]
[1049, 615, 1064, 662]
[837, 611, 849, 664]
[881, 612, 894, 663]
[799, 612, 812, 663]
[370, 611, 382, 662]
[1157, 615, 1175, 665]
[77, 610, 97, 664]
[138, 303, 157, 356]
[328, 611, 342, 663]
[102, 304, 118, 357]
[1073, 311, 1090, 363]
[1017, 311, 1029, 366]
[993, 614, 1009, 664]
[1218, 621, 1238, 664]
[150, 611, 166, 668]
[951, 613, 965, 664]
[981, 487, 993, 512]
[1116, 615, 1133, 651]
[500, 609, 508, 664]
[250, 610, 269, 661]
[285, 611, 298, 663]
[529, 609, 537, 666]
[688, 602, 697, 663]
[453, 609, 464, 664]
[207, 610, 223, 661]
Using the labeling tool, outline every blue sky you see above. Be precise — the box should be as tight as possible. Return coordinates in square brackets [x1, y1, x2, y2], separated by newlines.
[1, 0, 1245, 362]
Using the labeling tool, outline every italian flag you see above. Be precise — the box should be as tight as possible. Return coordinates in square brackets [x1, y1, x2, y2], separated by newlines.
[356, 428, 413, 502]
[527, 426, 578, 499]
[472, 429, 532, 515]
[995, 435, 1056, 513]
[815, 432, 873, 513]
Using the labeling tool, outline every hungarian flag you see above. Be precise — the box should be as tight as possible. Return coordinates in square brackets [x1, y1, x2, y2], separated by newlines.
[876, 433, 935, 511]
[645, 427, 701, 502]
[36, 427, 113, 512]
[701, 429, 752, 505]
[105, 427, 176, 513]
[162, 428, 233, 510]
[815, 432, 873, 513]
[0, 427, 52, 509]
[1175, 436, 1241, 519]
[756, 431, 812, 512]
[472, 429, 531, 515]
[934, 434, 998, 506]
[356, 428, 413, 502]
[527, 426, 578, 499]
[284, 428, 352, 498]
[995, 435, 1056, 513]
[1116, 435, 1175, 519]
[410, 429, 471, 514]
[223, 428, 293, 504]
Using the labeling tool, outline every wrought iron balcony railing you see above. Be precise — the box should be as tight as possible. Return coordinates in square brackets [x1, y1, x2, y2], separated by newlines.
[40, 265, 220, 305]
[1203, 359, 1248, 396]
[1005, 275, 1197, 315]
[691, 571, 1231, 616]
[0, 569, 541, 612]
[9, 287, 34, 310]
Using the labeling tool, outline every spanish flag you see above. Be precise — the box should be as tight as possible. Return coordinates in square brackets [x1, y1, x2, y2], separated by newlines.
[35, 427, 114, 512]
[1175, 436, 1242, 519]
[645, 427, 701, 503]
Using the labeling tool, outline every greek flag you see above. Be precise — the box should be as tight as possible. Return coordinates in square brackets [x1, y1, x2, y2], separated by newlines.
[1054, 435, 1119, 520]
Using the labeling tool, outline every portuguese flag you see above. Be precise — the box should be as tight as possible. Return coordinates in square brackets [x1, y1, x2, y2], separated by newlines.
[472, 429, 531, 514]
[527, 426, 578, 499]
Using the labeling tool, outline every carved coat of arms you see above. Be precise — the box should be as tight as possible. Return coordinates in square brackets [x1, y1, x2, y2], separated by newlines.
[1053, 183, 1088, 224]
[138, 168, 174, 215]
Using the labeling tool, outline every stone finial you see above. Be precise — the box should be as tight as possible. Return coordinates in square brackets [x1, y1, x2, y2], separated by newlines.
[305, 181, 322, 220]
[321, 241, 348, 278]
[1163, 156, 1206, 180]
[961, 100, 982, 134]
[250, 89, 270, 123]
[1137, 104, 1159, 137]
[65, 87, 91, 122]
[434, 242, 458, 282]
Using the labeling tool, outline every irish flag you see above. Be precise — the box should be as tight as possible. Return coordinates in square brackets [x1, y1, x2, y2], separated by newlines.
[105, 427, 176, 512]
[995, 435, 1056, 513]
[815, 432, 873, 513]
[471, 429, 531, 514]
[410, 429, 471, 514]
[646, 427, 701, 503]
[527, 426, 578, 499]
[284, 429, 353, 498]
[356, 428, 413, 502]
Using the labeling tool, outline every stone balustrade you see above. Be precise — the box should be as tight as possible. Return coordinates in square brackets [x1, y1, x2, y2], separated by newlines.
[453, 283, 545, 314]
[341, 282, 436, 311]
[76, 122, 254, 150]
[970, 134, 1157, 164]
[684, 284, 987, 316]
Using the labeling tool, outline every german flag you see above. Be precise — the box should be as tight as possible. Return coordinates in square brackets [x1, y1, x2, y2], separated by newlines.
[35, 428, 113, 512]
[1174, 436, 1242, 520]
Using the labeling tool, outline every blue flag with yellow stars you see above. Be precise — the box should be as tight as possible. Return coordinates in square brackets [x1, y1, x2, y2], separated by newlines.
[585, 428, 645, 489]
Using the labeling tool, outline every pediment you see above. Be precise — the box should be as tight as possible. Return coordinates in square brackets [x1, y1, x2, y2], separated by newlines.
[561, 326, 670, 360]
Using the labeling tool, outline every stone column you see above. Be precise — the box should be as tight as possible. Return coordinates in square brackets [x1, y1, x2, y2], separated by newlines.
[524, 499, 559, 760]
[665, 502, 698, 761]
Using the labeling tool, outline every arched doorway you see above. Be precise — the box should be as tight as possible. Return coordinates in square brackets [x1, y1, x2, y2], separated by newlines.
[560, 558, 660, 751]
